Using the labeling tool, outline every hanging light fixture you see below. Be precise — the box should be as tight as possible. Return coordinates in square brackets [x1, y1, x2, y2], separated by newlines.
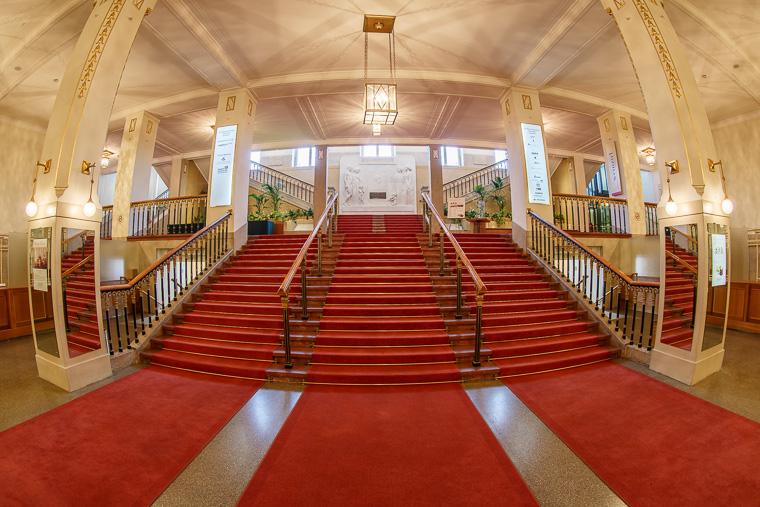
[363, 15, 398, 127]
[81, 161, 97, 217]
[708, 158, 733, 215]
[101, 150, 113, 169]
[372, 124, 382, 136]
[664, 160, 679, 216]
[642, 147, 656, 166]
[26, 160, 51, 217]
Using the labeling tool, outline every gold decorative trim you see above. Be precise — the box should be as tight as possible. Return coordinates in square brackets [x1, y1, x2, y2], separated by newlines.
[620, 116, 629, 130]
[133, 0, 144, 9]
[247, 99, 253, 117]
[604, 118, 611, 132]
[77, 0, 125, 99]
[633, 0, 682, 98]
[129, 117, 136, 132]
[505, 99, 511, 115]
[614, 0, 626, 9]
[522, 94, 533, 110]
[226, 96, 236, 111]
[146, 119, 153, 134]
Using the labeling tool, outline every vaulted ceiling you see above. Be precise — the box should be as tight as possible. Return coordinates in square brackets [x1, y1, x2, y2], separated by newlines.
[1, 0, 759, 173]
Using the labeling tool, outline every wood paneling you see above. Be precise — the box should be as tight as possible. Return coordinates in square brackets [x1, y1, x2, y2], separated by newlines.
[0, 290, 9, 330]
[0, 287, 54, 341]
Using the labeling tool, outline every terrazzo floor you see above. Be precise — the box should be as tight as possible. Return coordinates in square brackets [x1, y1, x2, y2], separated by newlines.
[1, 329, 758, 506]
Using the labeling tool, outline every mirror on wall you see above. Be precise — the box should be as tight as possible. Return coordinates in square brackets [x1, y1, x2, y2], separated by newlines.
[704, 223, 729, 351]
[29, 227, 58, 358]
[662, 224, 699, 351]
[61, 228, 101, 358]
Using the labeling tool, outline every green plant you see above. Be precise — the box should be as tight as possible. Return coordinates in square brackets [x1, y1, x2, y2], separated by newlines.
[249, 192, 269, 215]
[474, 184, 489, 201]
[263, 183, 283, 213]
[192, 213, 205, 224]
[305, 208, 314, 219]
[286, 208, 302, 224]
[267, 210, 288, 222]
[489, 176, 509, 214]
[490, 210, 506, 227]
[554, 212, 565, 223]
[465, 209, 479, 219]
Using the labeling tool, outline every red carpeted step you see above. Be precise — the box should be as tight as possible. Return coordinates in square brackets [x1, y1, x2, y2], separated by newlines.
[319, 316, 445, 331]
[191, 301, 282, 316]
[199, 292, 286, 304]
[316, 330, 451, 347]
[328, 284, 434, 294]
[311, 346, 455, 364]
[494, 347, 611, 377]
[333, 266, 429, 275]
[483, 320, 590, 342]
[488, 333, 600, 359]
[306, 363, 460, 384]
[67, 331, 100, 349]
[325, 293, 438, 305]
[321, 304, 442, 317]
[482, 299, 569, 314]
[147, 349, 271, 380]
[661, 328, 693, 348]
[474, 289, 560, 303]
[482, 309, 581, 327]
[170, 323, 281, 344]
[182, 312, 283, 329]
[331, 275, 432, 284]
[159, 335, 277, 361]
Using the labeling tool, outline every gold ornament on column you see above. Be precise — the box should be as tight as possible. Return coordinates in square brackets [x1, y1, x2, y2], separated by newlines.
[664, 160, 679, 216]
[708, 159, 733, 215]
[25, 160, 51, 217]
[81, 161, 97, 217]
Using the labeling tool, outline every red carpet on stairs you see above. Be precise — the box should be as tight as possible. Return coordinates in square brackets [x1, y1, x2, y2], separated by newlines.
[237, 384, 538, 506]
[62, 237, 99, 357]
[504, 362, 760, 506]
[0, 367, 261, 506]
[449, 233, 615, 376]
[308, 215, 461, 385]
[661, 237, 698, 350]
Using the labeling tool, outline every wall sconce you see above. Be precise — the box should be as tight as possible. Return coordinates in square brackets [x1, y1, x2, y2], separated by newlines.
[372, 124, 382, 136]
[664, 160, 679, 216]
[101, 150, 113, 169]
[708, 158, 733, 214]
[642, 147, 656, 166]
[81, 161, 97, 217]
[25, 159, 51, 217]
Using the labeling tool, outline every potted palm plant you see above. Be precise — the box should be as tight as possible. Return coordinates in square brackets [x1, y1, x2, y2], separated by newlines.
[263, 183, 286, 234]
[474, 184, 489, 217]
[248, 191, 272, 235]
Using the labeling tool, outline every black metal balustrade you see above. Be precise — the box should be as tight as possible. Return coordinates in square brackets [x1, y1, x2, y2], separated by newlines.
[250, 161, 314, 204]
[129, 195, 207, 237]
[99, 213, 231, 354]
[552, 193, 629, 234]
[529, 211, 660, 350]
[442, 158, 508, 203]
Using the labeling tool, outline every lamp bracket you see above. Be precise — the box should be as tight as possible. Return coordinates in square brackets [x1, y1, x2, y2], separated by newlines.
[708, 158, 722, 172]
[665, 160, 679, 174]
[36, 159, 51, 174]
[81, 160, 96, 175]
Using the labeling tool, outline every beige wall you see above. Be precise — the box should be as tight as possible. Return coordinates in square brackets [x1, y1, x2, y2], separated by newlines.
[551, 158, 573, 195]
[0, 119, 45, 233]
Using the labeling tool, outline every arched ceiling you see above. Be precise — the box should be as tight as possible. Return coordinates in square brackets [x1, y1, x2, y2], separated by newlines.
[1, 0, 759, 172]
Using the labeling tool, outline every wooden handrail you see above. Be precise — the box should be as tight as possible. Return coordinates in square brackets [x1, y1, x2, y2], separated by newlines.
[665, 250, 698, 275]
[129, 194, 207, 207]
[552, 192, 628, 204]
[644, 202, 657, 207]
[666, 226, 699, 247]
[62, 230, 89, 246]
[443, 158, 508, 189]
[277, 192, 338, 297]
[251, 162, 315, 189]
[101, 211, 231, 293]
[421, 192, 487, 297]
[528, 210, 658, 288]
[62, 254, 93, 279]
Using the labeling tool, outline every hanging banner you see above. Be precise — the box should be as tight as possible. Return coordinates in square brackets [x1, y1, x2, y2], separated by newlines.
[711, 233, 727, 287]
[606, 142, 623, 196]
[448, 197, 465, 219]
[209, 124, 238, 207]
[521, 123, 551, 205]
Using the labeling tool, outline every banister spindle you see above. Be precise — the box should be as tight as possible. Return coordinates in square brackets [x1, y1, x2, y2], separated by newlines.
[455, 257, 463, 320]
[281, 295, 293, 369]
[472, 294, 484, 367]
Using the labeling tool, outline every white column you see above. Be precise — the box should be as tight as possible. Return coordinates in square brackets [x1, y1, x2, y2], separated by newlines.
[428, 145, 444, 233]
[571, 154, 588, 195]
[169, 156, 183, 198]
[313, 146, 328, 229]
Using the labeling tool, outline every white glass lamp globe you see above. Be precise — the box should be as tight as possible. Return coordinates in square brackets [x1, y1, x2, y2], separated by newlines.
[25, 200, 37, 217]
[83, 199, 96, 217]
[665, 199, 678, 216]
[721, 198, 734, 215]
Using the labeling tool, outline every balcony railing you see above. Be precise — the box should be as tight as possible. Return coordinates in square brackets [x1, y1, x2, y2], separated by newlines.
[552, 193, 629, 234]
[101, 206, 113, 239]
[250, 161, 314, 204]
[529, 211, 660, 350]
[442, 158, 508, 203]
[644, 202, 658, 235]
[129, 195, 207, 237]
[100, 213, 231, 354]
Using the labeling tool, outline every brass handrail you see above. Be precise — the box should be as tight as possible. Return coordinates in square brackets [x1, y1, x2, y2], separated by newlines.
[421, 191, 487, 367]
[667, 226, 699, 247]
[63, 230, 89, 246]
[277, 192, 339, 369]
[552, 192, 628, 204]
[665, 250, 698, 275]
[129, 194, 206, 207]
[62, 254, 94, 279]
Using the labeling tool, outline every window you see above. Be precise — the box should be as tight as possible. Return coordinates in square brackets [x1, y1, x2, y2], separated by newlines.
[250, 151, 261, 164]
[494, 149, 507, 163]
[293, 147, 315, 167]
[361, 145, 394, 157]
[442, 146, 463, 166]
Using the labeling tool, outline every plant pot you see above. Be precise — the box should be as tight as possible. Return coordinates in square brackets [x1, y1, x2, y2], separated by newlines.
[272, 221, 285, 235]
[248, 220, 273, 236]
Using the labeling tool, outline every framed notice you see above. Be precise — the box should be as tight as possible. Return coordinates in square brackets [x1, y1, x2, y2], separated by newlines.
[606, 142, 623, 196]
[448, 197, 465, 219]
[520, 123, 551, 205]
[209, 124, 238, 207]
[711, 233, 727, 287]
[29, 227, 51, 292]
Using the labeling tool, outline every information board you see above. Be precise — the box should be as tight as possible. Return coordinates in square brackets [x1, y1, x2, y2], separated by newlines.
[711, 233, 727, 286]
[448, 197, 465, 219]
[209, 125, 238, 207]
[606, 142, 623, 196]
[521, 123, 551, 205]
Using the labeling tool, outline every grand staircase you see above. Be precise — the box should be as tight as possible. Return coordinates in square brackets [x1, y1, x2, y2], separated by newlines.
[660, 237, 698, 349]
[141, 214, 617, 383]
[62, 237, 100, 356]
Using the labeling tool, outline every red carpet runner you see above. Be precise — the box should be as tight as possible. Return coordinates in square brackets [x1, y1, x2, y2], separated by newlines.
[0, 367, 261, 506]
[504, 362, 760, 506]
[237, 384, 538, 506]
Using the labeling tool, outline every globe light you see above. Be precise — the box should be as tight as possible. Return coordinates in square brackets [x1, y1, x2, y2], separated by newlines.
[83, 199, 96, 217]
[665, 199, 678, 216]
[25, 199, 37, 217]
[721, 197, 734, 215]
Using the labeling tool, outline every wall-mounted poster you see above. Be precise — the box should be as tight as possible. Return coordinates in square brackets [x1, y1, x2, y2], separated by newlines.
[711, 233, 727, 287]
[448, 197, 465, 219]
[209, 124, 238, 207]
[30, 227, 51, 292]
[520, 123, 551, 205]
[606, 141, 623, 196]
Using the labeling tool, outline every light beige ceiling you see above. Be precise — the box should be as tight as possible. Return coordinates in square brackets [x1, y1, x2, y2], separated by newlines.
[1, 0, 760, 169]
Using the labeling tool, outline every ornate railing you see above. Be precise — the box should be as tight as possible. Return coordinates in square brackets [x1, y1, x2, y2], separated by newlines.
[100, 213, 231, 354]
[529, 211, 660, 350]
[442, 158, 508, 203]
[644, 202, 658, 235]
[421, 190, 488, 366]
[129, 195, 207, 237]
[250, 161, 314, 204]
[552, 193, 629, 234]
[101, 206, 113, 239]
[278, 192, 339, 368]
